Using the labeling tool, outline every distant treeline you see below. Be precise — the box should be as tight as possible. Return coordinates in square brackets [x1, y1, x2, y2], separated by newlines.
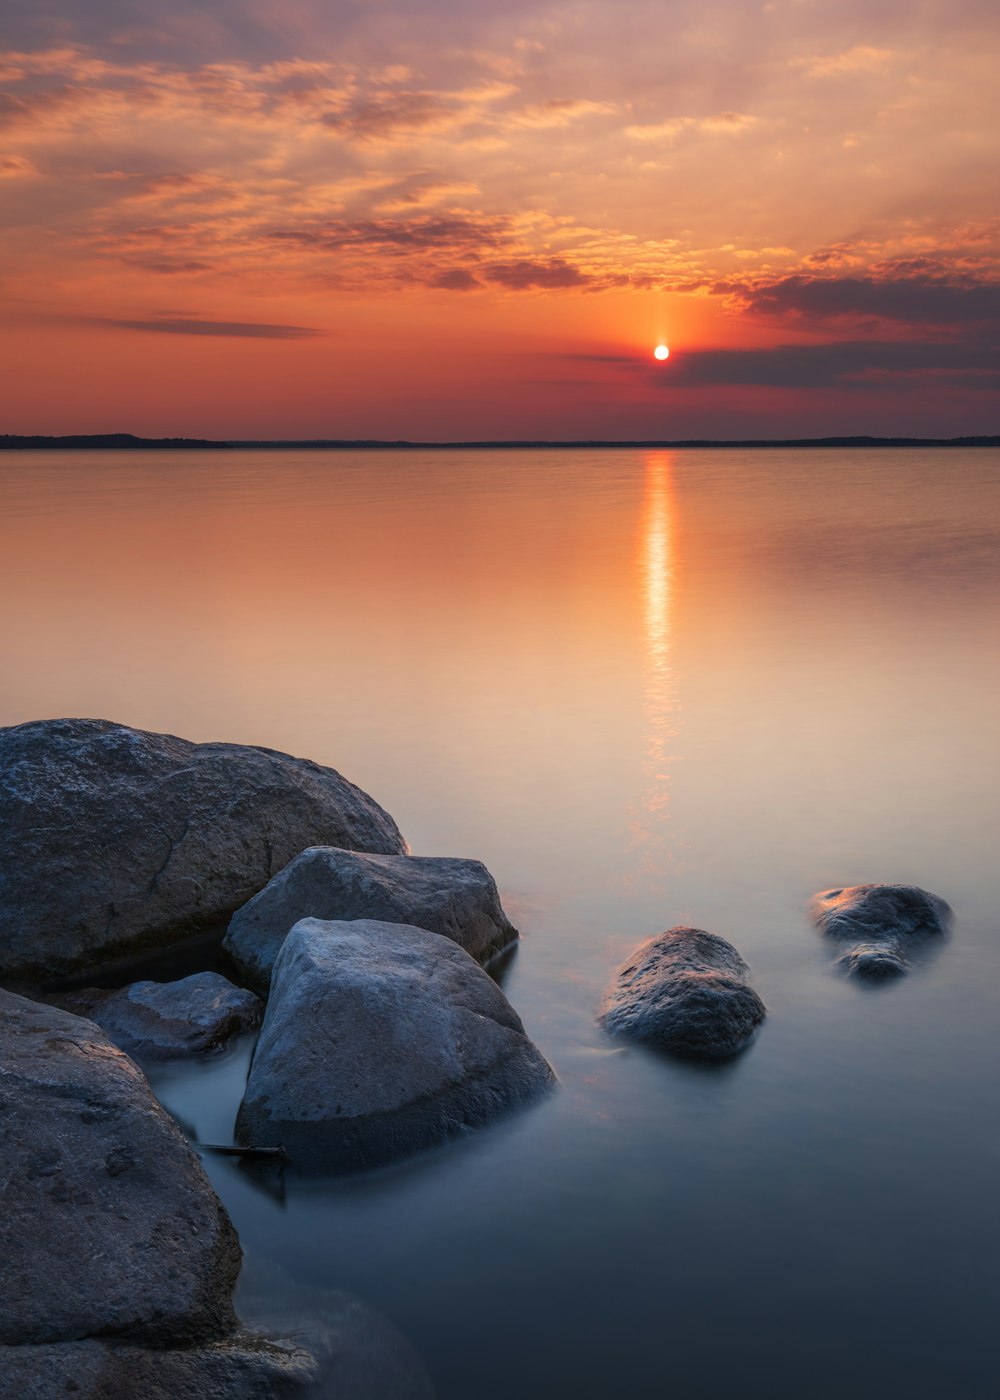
[2, 432, 999, 451]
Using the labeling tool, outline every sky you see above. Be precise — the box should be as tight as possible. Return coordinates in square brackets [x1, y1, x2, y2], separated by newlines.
[1, 0, 998, 439]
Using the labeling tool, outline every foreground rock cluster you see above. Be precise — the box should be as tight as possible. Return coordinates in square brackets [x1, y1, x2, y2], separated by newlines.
[0, 716, 955, 1393]
[0, 718, 543, 1396]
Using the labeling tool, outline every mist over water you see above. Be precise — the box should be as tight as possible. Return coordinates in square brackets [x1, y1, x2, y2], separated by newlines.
[2, 447, 998, 1398]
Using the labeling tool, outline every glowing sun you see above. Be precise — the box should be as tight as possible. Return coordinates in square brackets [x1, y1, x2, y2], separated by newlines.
[654, 344, 670, 360]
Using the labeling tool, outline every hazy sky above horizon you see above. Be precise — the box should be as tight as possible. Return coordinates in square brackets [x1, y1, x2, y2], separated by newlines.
[2, 0, 998, 438]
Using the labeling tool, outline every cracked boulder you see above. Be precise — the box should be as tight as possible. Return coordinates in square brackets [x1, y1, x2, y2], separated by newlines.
[600, 928, 766, 1059]
[0, 989, 242, 1348]
[236, 918, 554, 1171]
[0, 718, 406, 988]
[51, 972, 263, 1061]
[811, 883, 952, 979]
[224, 847, 518, 992]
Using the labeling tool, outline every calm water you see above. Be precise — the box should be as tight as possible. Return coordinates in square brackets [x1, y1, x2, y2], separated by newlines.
[2, 448, 999, 1398]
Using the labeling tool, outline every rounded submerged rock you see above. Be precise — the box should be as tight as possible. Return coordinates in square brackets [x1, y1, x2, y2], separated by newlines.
[600, 927, 766, 1060]
[811, 883, 952, 979]
[224, 845, 519, 993]
[236, 917, 555, 1172]
[0, 717, 407, 988]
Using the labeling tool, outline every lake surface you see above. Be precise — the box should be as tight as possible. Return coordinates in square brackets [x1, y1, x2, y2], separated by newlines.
[2, 447, 999, 1398]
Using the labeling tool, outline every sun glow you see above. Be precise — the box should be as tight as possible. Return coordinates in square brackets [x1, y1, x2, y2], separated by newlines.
[654, 344, 670, 360]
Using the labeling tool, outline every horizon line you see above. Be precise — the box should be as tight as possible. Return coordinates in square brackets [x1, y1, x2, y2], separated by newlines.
[2, 432, 999, 451]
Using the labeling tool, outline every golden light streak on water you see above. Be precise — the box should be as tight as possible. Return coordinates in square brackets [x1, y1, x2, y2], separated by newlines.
[628, 451, 679, 875]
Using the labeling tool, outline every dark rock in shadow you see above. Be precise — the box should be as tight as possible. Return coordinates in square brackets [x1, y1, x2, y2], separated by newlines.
[812, 884, 952, 980]
[600, 927, 766, 1060]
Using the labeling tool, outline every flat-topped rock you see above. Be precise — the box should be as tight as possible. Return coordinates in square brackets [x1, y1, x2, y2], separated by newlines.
[236, 918, 554, 1171]
[55, 972, 263, 1060]
[0, 718, 406, 987]
[0, 989, 241, 1347]
[600, 927, 766, 1059]
[812, 884, 952, 979]
[224, 846, 518, 992]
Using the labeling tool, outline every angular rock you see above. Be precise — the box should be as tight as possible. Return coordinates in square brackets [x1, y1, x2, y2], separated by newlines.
[0, 718, 406, 987]
[54, 972, 263, 1060]
[600, 927, 766, 1059]
[236, 918, 554, 1170]
[811, 883, 952, 979]
[224, 847, 518, 992]
[0, 989, 241, 1347]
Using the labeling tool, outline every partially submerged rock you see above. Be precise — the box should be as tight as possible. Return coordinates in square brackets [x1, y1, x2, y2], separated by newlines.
[236, 918, 554, 1171]
[811, 884, 952, 979]
[0, 718, 406, 988]
[224, 846, 518, 992]
[600, 927, 766, 1059]
[54, 972, 263, 1060]
[0, 989, 241, 1347]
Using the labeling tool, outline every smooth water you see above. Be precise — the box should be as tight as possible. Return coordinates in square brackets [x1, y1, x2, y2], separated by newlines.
[2, 448, 998, 1398]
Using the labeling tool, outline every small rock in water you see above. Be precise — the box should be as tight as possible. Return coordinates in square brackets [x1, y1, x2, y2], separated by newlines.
[600, 927, 766, 1059]
[811, 884, 951, 979]
[57, 971, 263, 1059]
[224, 845, 519, 992]
[236, 917, 554, 1171]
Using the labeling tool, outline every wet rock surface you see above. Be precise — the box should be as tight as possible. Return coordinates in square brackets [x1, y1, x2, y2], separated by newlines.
[224, 846, 518, 992]
[236, 918, 554, 1171]
[0, 989, 241, 1348]
[0, 718, 406, 988]
[812, 884, 952, 979]
[600, 927, 766, 1059]
[52, 972, 263, 1060]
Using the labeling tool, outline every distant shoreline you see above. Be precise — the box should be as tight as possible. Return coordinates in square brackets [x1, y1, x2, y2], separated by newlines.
[2, 432, 998, 451]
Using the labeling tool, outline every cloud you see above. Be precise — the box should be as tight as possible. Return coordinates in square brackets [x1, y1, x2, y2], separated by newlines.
[719, 271, 1000, 330]
[801, 46, 895, 78]
[432, 268, 481, 290]
[102, 317, 322, 338]
[481, 258, 590, 289]
[656, 340, 999, 389]
[626, 111, 758, 142]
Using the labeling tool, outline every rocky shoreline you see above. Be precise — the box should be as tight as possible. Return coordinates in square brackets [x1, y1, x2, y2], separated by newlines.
[0, 717, 953, 1396]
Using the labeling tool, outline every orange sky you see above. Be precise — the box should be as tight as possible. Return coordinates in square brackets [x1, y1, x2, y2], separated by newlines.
[1, 1, 998, 438]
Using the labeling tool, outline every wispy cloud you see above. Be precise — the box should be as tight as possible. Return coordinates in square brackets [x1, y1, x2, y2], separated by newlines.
[102, 317, 323, 338]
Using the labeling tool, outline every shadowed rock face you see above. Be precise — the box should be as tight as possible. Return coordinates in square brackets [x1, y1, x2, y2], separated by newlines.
[0, 989, 241, 1348]
[236, 918, 554, 1171]
[0, 718, 406, 987]
[52, 972, 263, 1060]
[600, 928, 766, 1059]
[811, 884, 952, 979]
[224, 846, 518, 992]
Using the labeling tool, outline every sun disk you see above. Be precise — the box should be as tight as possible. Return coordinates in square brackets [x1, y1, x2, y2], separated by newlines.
[654, 344, 670, 360]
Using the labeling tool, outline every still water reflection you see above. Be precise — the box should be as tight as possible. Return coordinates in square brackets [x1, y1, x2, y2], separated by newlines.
[1, 448, 999, 1399]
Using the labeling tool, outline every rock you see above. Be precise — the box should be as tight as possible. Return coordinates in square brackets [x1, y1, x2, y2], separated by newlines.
[235, 918, 554, 1170]
[0, 1333, 320, 1400]
[224, 847, 518, 992]
[811, 883, 952, 979]
[0, 718, 406, 988]
[0, 989, 241, 1347]
[51, 972, 263, 1060]
[600, 927, 766, 1059]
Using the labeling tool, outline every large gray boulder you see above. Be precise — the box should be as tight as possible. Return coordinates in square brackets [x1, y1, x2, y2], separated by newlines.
[236, 919, 554, 1170]
[0, 989, 241, 1347]
[811, 883, 952, 978]
[224, 847, 518, 992]
[600, 928, 766, 1059]
[0, 718, 406, 987]
[52, 972, 263, 1060]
